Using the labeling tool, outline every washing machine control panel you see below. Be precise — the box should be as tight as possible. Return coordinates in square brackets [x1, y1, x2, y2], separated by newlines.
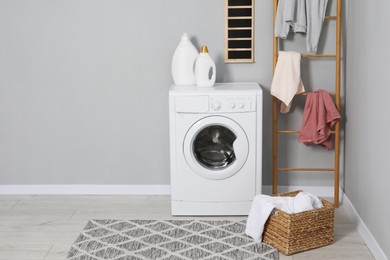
[210, 95, 256, 113]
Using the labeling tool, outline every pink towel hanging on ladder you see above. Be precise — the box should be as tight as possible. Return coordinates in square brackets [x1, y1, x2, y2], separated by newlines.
[299, 90, 340, 149]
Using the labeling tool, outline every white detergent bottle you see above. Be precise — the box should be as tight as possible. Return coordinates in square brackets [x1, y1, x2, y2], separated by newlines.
[195, 46, 216, 87]
[171, 33, 198, 85]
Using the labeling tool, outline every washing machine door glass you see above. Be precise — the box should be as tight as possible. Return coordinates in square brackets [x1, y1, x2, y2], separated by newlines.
[193, 125, 236, 169]
[184, 116, 249, 180]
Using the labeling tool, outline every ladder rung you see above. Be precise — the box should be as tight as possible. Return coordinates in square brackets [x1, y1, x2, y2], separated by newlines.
[227, 48, 252, 51]
[277, 130, 336, 134]
[297, 92, 336, 96]
[228, 6, 253, 9]
[302, 54, 337, 58]
[277, 130, 300, 134]
[325, 15, 337, 19]
[227, 37, 252, 40]
[278, 167, 335, 172]
[228, 27, 252, 30]
[228, 17, 253, 20]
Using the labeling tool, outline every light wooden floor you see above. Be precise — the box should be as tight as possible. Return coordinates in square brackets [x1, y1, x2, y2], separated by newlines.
[0, 195, 374, 260]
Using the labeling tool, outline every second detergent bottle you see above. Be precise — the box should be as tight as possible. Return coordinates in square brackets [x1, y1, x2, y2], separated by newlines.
[195, 46, 216, 88]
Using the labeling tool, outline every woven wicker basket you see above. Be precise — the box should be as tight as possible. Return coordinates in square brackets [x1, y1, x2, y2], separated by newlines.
[262, 190, 334, 255]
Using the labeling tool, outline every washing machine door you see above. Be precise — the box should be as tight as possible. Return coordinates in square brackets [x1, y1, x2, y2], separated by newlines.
[183, 116, 249, 180]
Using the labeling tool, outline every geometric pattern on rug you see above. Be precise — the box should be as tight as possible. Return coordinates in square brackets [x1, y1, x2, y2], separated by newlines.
[67, 219, 279, 260]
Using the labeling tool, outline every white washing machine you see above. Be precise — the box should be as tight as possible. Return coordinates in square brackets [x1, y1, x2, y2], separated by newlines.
[169, 82, 262, 215]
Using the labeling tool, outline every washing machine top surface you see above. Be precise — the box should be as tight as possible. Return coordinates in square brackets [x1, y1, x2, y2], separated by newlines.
[169, 82, 262, 96]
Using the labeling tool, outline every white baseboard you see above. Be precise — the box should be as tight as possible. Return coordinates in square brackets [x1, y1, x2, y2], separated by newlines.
[0, 184, 334, 196]
[0, 185, 171, 195]
[342, 193, 388, 260]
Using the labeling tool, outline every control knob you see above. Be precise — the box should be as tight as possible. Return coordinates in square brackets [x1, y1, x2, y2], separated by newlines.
[211, 101, 222, 111]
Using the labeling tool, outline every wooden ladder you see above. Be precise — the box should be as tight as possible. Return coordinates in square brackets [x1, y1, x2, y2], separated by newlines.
[272, 0, 342, 207]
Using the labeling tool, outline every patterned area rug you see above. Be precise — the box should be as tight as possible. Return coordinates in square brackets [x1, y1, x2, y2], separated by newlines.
[67, 219, 279, 260]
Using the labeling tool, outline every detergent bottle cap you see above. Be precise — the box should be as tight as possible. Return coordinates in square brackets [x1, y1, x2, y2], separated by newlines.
[200, 46, 209, 53]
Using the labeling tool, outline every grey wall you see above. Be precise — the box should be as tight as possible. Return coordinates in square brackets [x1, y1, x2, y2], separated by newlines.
[345, 0, 390, 258]
[0, 0, 338, 186]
